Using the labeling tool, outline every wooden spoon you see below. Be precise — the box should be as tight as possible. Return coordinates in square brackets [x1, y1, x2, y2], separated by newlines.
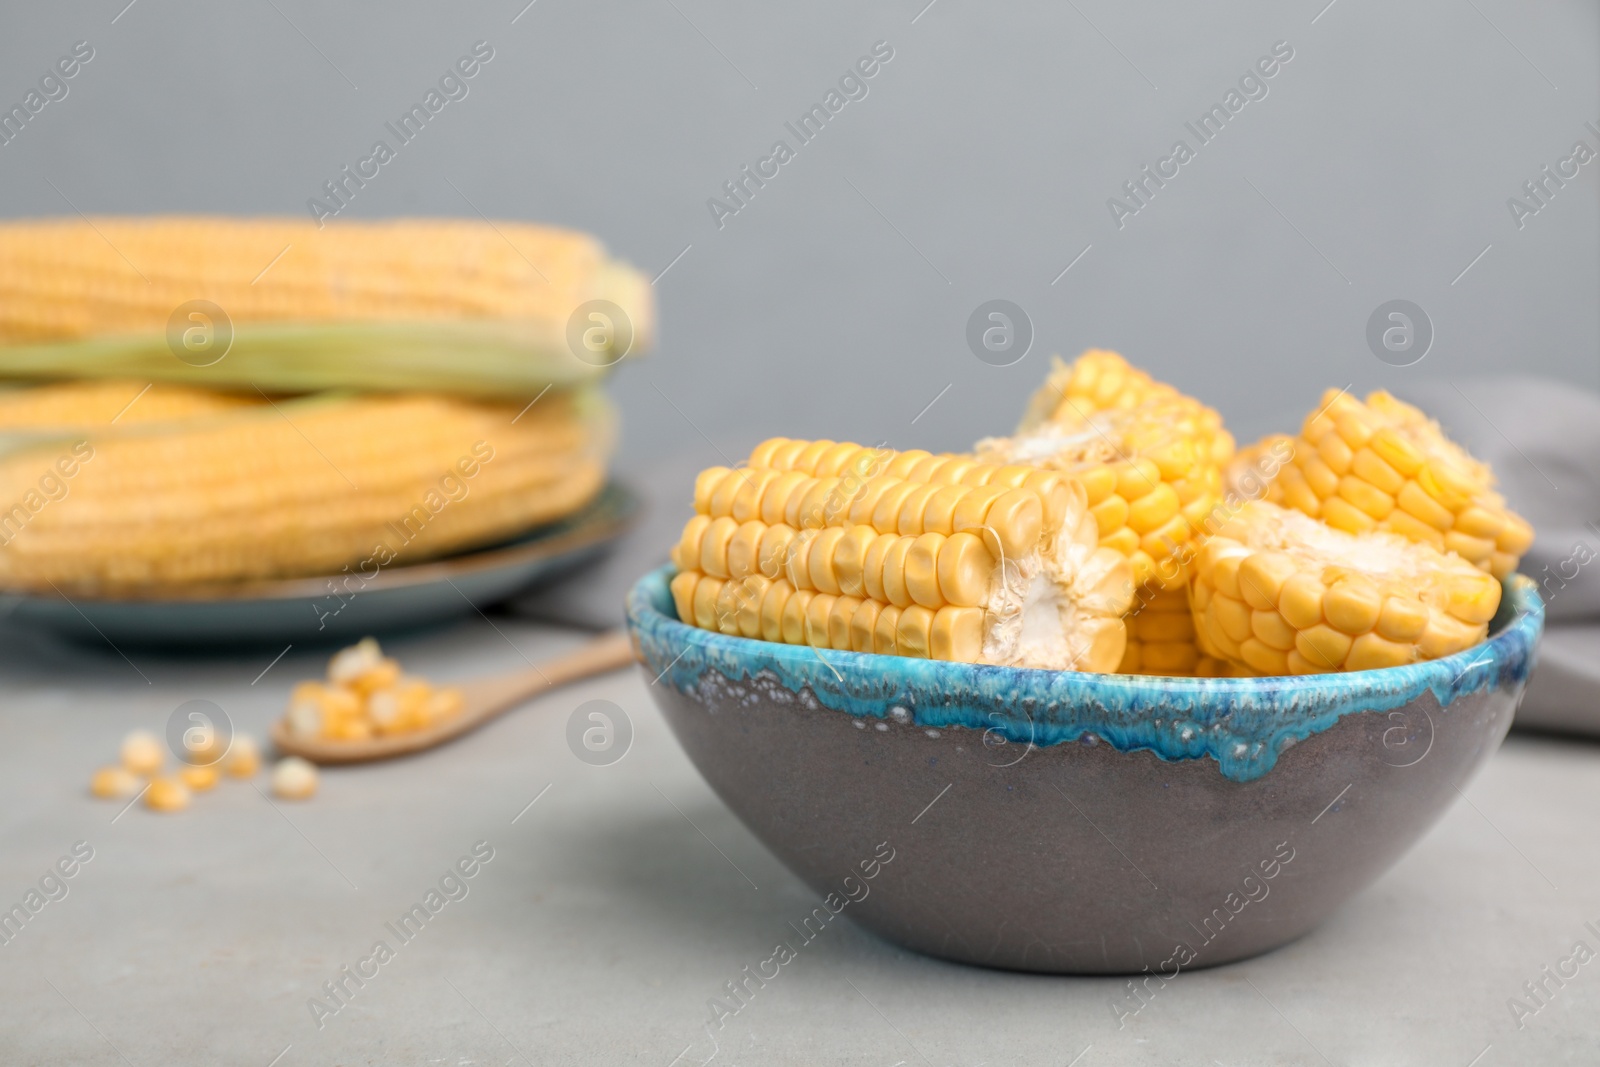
[270, 630, 637, 765]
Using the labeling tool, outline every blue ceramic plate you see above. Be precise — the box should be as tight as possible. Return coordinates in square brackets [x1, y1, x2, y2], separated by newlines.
[2, 482, 638, 649]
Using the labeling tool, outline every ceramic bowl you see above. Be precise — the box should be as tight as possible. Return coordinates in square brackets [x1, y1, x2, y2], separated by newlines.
[626, 566, 1543, 974]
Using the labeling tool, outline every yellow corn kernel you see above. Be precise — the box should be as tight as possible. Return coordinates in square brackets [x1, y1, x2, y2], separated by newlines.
[1350, 448, 1404, 495]
[1337, 476, 1395, 521]
[1345, 633, 1414, 671]
[1250, 610, 1298, 651]
[1210, 593, 1254, 645]
[895, 484, 942, 537]
[1239, 639, 1289, 676]
[1443, 530, 1495, 565]
[1296, 625, 1353, 670]
[930, 606, 985, 662]
[146, 776, 191, 813]
[699, 516, 739, 578]
[271, 757, 318, 800]
[726, 521, 764, 581]
[895, 605, 936, 658]
[1317, 433, 1354, 475]
[712, 581, 744, 635]
[1376, 596, 1429, 641]
[670, 569, 699, 624]
[120, 730, 164, 777]
[1237, 551, 1297, 611]
[922, 484, 967, 536]
[828, 596, 860, 651]
[849, 600, 881, 653]
[1276, 571, 1326, 630]
[349, 658, 401, 696]
[806, 527, 847, 595]
[178, 765, 219, 792]
[760, 581, 791, 643]
[936, 532, 993, 607]
[328, 637, 383, 685]
[90, 766, 142, 799]
[732, 575, 769, 638]
[904, 533, 947, 609]
[872, 603, 902, 655]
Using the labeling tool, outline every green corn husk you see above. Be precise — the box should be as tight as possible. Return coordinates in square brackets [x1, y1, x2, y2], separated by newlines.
[0, 319, 638, 400]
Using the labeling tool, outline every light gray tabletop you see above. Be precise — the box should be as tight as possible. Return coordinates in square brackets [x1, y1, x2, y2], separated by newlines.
[0, 615, 1596, 1065]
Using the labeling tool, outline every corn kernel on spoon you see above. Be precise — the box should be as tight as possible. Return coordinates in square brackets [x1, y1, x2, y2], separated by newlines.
[269, 630, 636, 764]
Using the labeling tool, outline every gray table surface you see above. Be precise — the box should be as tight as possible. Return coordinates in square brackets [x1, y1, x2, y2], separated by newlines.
[1, 615, 1596, 1066]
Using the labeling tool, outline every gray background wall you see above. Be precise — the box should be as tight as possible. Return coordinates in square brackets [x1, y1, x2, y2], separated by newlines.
[2, 0, 1595, 475]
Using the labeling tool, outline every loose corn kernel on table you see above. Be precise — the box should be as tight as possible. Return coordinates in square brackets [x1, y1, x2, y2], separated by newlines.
[0, 611, 1596, 1064]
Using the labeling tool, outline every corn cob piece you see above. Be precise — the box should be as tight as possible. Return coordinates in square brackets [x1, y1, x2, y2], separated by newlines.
[0, 383, 612, 591]
[974, 352, 1234, 591]
[1190, 501, 1501, 675]
[1118, 587, 1257, 677]
[0, 217, 653, 398]
[1017, 350, 1235, 469]
[1268, 391, 1533, 579]
[1119, 587, 1200, 674]
[670, 442, 1134, 671]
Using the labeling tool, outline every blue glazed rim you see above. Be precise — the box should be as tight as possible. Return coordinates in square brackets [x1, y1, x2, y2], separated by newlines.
[626, 565, 1544, 782]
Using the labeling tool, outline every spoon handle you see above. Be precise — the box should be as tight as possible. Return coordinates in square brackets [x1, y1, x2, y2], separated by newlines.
[461, 630, 637, 715]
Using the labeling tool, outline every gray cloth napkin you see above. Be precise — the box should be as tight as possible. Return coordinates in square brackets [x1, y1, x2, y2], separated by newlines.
[1399, 377, 1600, 735]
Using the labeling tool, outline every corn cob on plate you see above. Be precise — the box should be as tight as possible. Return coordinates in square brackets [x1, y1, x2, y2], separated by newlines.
[0, 376, 636, 644]
[1, 480, 637, 647]
[0, 217, 654, 398]
[0, 380, 614, 590]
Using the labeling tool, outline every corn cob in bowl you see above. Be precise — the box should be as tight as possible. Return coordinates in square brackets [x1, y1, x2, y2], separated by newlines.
[976, 350, 1234, 592]
[1251, 389, 1534, 579]
[1189, 500, 1503, 675]
[669, 439, 1135, 671]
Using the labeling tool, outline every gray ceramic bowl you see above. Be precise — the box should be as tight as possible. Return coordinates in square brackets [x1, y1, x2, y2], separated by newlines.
[627, 566, 1543, 974]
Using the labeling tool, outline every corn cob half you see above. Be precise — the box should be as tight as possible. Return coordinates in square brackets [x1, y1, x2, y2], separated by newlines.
[1190, 501, 1501, 675]
[0, 217, 653, 398]
[976, 352, 1234, 591]
[1269, 390, 1533, 579]
[670, 441, 1134, 671]
[1016, 350, 1235, 469]
[1117, 587, 1258, 677]
[0, 382, 613, 592]
[1119, 587, 1200, 674]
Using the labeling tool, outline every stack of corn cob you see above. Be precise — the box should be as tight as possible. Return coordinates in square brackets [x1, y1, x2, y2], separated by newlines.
[667, 351, 1533, 678]
[0, 217, 651, 593]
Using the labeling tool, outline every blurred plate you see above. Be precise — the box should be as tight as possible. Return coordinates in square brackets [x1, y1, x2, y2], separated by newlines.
[1, 482, 639, 649]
